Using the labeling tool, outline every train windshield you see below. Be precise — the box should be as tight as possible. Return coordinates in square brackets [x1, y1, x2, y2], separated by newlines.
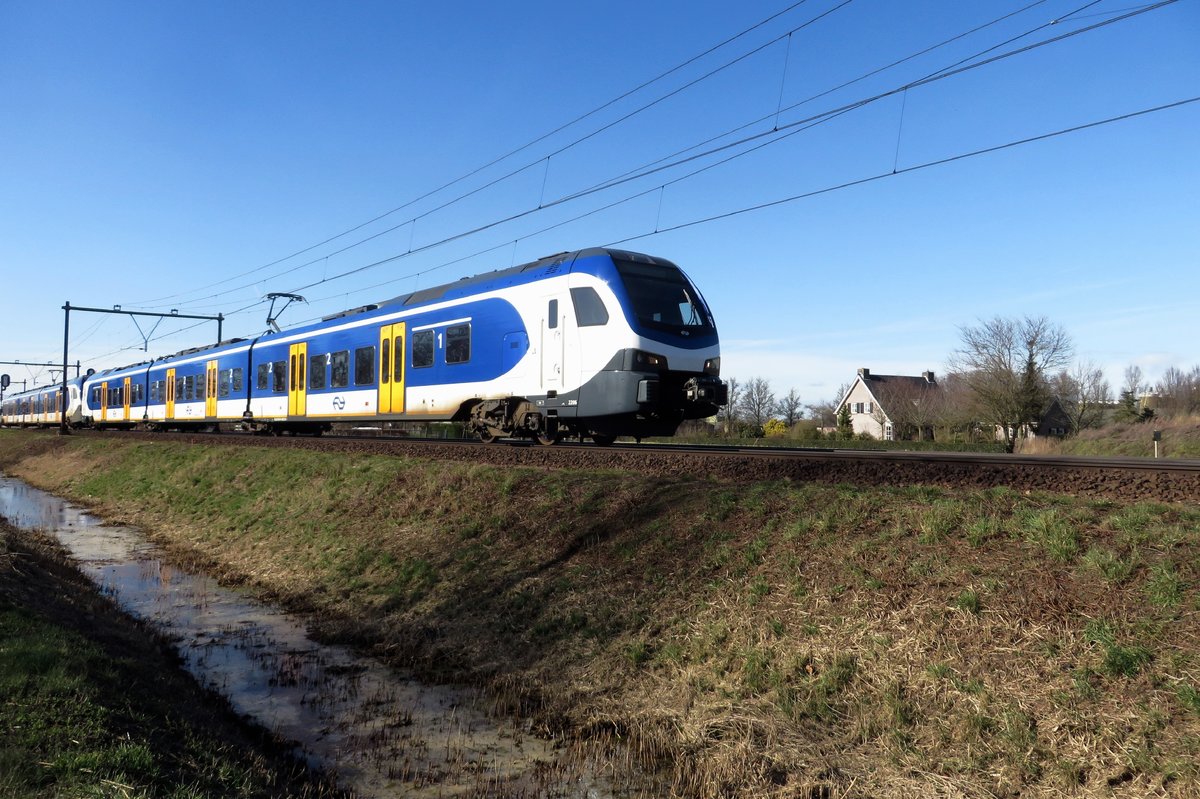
[614, 259, 714, 334]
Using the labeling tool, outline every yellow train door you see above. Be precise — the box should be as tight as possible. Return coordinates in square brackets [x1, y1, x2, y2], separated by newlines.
[205, 360, 218, 418]
[288, 342, 307, 417]
[99, 381, 108, 420]
[378, 323, 406, 415]
[123, 377, 132, 422]
[165, 368, 176, 419]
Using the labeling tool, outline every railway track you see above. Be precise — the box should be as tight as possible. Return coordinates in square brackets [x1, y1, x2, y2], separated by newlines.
[52, 428, 1200, 503]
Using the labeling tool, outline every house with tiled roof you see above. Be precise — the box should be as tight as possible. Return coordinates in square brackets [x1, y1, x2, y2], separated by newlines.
[835, 367, 940, 441]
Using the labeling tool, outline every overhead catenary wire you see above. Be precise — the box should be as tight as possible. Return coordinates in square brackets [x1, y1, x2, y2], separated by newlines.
[607, 97, 1200, 246]
[128, 0, 828, 308]
[84, 1, 1188, 363]
[130, 0, 1164, 323]
[236, 0, 1181, 302]
[137, 1, 858, 312]
[104, 92, 1198, 364]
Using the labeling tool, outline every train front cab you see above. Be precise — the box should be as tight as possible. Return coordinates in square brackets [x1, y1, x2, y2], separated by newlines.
[564, 252, 727, 441]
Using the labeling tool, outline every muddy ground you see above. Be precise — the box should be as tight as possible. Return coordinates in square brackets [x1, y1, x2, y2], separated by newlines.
[0, 518, 344, 798]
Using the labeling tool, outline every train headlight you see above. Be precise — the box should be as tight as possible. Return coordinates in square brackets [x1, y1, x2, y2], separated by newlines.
[703, 357, 720, 377]
[632, 350, 668, 371]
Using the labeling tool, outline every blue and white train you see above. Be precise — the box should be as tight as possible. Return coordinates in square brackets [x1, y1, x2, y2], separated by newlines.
[73, 248, 727, 444]
[0, 377, 86, 428]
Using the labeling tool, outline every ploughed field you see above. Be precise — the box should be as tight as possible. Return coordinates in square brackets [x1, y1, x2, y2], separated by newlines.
[2, 428, 1199, 798]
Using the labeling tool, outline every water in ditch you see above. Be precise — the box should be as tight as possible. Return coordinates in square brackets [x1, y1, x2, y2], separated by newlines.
[0, 475, 647, 798]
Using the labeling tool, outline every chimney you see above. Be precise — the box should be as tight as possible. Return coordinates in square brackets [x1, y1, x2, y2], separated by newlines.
[858, 367, 870, 379]
[922, 371, 935, 384]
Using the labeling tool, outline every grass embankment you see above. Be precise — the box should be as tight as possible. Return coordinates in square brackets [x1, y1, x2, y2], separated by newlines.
[0, 518, 340, 798]
[1030, 416, 1200, 459]
[2, 430, 1199, 798]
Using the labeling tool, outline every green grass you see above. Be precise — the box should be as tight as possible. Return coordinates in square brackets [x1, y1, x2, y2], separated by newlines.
[4, 429, 1200, 799]
[0, 601, 320, 799]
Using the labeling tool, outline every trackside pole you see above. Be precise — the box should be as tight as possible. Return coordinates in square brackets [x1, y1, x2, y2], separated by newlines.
[60, 301, 71, 436]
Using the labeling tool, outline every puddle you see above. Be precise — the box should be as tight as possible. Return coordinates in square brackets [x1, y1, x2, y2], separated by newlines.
[0, 475, 649, 798]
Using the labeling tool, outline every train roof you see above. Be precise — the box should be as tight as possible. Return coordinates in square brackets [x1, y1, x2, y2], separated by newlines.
[80, 246, 677, 377]
[375, 246, 673, 312]
[2, 374, 86, 400]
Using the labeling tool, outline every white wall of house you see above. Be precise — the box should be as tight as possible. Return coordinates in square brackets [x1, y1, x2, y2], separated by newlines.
[840, 379, 888, 439]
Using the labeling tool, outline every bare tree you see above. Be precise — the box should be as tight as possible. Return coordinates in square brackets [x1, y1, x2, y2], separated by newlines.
[1051, 360, 1111, 432]
[737, 377, 776, 433]
[934, 372, 979, 440]
[873, 376, 943, 441]
[775, 388, 803, 427]
[950, 316, 1074, 452]
[720, 377, 742, 434]
[1155, 365, 1200, 418]
[807, 382, 848, 428]
[1117, 365, 1151, 422]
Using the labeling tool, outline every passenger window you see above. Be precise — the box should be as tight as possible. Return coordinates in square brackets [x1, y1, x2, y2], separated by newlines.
[548, 299, 558, 329]
[570, 287, 609, 327]
[355, 346, 375, 386]
[219, 370, 231, 398]
[272, 361, 286, 393]
[232, 368, 243, 393]
[257, 364, 269, 391]
[184, 376, 194, 401]
[446, 324, 470, 364]
[413, 330, 434, 368]
[309, 354, 327, 390]
[331, 351, 349, 388]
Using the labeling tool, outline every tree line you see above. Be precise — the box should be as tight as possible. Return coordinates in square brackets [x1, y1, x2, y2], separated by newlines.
[713, 315, 1197, 453]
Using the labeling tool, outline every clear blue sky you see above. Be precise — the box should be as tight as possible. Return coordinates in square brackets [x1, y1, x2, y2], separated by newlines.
[2, 0, 1197, 406]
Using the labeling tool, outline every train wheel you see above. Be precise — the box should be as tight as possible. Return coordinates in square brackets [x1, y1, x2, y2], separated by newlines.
[535, 431, 558, 446]
[591, 433, 616, 447]
[478, 428, 498, 444]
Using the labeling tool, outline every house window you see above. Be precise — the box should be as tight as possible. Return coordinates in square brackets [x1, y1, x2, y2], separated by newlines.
[853, 402, 864, 414]
[865, 402, 873, 414]
[885, 423, 894, 441]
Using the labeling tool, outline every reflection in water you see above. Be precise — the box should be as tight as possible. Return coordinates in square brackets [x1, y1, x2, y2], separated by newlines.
[0, 476, 633, 798]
